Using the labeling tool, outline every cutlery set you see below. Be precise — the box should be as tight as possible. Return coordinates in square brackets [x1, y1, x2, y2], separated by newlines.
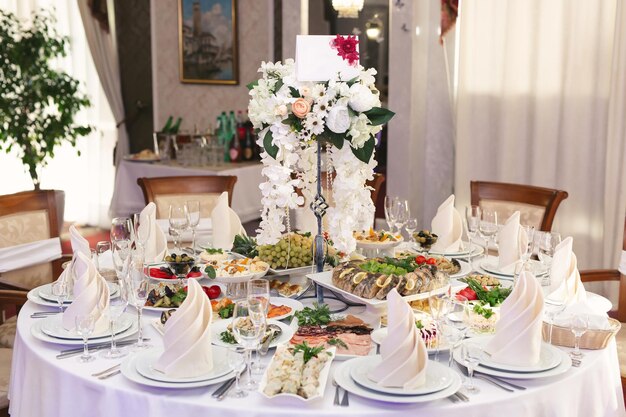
[332, 379, 349, 406]
[56, 339, 149, 360]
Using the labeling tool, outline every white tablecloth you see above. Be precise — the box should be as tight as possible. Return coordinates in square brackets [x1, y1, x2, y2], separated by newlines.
[9, 294, 626, 417]
[109, 160, 264, 223]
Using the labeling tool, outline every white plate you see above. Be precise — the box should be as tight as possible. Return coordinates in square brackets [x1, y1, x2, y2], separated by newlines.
[356, 235, 404, 251]
[370, 328, 448, 354]
[464, 336, 562, 373]
[121, 354, 235, 389]
[429, 242, 484, 257]
[134, 347, 231, 383]
[258, 346, 335, 401]
[142, 282, 226, 312]
[449, 259, 471, 279]
[480, 259, 548, 278]
[269, 264, 317, 276]
[453, 344, 572, 379]
[585, 292, 613, 313]
[28, 286, 63, 308]
[268, 297, 303, 321]
[211, 319, 294, 349]
[38, 282, 119, 304]
[40, 314, 132, 340]
[268, 275, 313, 299]
[350, 356, 454, 395]
[30, 313, 138, 346]
[334, 359, 462, 404]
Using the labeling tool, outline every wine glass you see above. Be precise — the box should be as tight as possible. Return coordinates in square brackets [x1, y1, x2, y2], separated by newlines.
[169, 203, 189, 253]
[95, 240, 113, 279]
[111, 241, 130, 280]
[405, 218, 418, 247]
[428, 294, 452, 361]
[479, 209, 498, 254]
[111, 217, 133, 250]
[461, 342, 482, 394]
[231, 300, 266, 390]
[247, 279, 270, 374]
[227, 347, 247, 398]
[446, 295, 469, 367]
[545, 301, 566, 345]
[465, 206, 481, 266]
[75, 313, 96, 363]
[384, 196, 397, 233]
[539, 232, 561, 285]
[520, 225, 536, 268]
[101, 275, 129, 359]
[51, 280, 69, 314]
[127, 249, 151, 350]
[186, 200, 201, 253]
[394, 199, 410, 237]
[568, 313, 589, 359]
[132, 212, 152, 253]
[440, 323, 463, 368]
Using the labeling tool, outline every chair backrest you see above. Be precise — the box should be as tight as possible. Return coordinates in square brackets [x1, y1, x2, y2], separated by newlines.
[0, 290, 27, 325]
[0, 190, 64, 290]
[470, 180, 568, 231]
[137, 176, 238, 218]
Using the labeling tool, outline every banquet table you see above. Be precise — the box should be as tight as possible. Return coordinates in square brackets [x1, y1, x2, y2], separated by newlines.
[9, 288, 626, 417]
[109, 160, 264, 223]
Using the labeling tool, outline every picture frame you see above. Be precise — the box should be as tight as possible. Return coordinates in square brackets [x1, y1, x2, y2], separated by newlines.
[177, 0, 239, 85]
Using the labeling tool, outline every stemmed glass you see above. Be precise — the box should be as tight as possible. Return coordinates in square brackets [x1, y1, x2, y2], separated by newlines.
[405, 218, 418, 247]
[539, 232, 561, 286]
[479, 209, 498, 254]
[394, 199, 410, 237]
[187, 200, 201, 253]
[384, 196, 398, 233]
[95, 241, 113, 279]
[75, 313, 96, 363]
[428, 294, 452, 361]
[111, 217, 133, 250]
[101, 275, 129, 359]
[169, 203, 189, 253]
[446, 295, 469, 367]
[465, 206, 481, 266]
[520, 225, 536, 268]
[461, 342, 482, 394]
[545, 301, 566, 345]
[568, 314, 589, 360]
[132, 212, 152, 253]
[51, 281, 69, 314]
[231, 299, 266, 390]
[127, 249, 151, 350]
[227, 347, 247, 398]
[248, 279, 270, 374]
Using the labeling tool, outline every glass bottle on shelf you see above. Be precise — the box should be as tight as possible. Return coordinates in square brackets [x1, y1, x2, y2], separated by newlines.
[242, 111, 255, 161]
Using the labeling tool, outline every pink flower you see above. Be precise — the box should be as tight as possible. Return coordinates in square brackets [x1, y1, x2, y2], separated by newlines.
[291, 98, 311, 119]
[330, 35, 360, 66]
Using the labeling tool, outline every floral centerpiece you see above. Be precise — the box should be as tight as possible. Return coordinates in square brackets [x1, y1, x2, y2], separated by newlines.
[247, 35, 394, 253]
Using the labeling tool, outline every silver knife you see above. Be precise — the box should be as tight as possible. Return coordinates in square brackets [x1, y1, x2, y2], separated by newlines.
[215, 379, 236, 400]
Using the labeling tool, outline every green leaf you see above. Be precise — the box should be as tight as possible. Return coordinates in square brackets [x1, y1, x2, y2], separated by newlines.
[347, 106, 358, 118]
[263, 130, 279, 159]
[289, 87, 301, 98]
[351, 136, 376, 163]
[246, 80, 258, 90]
[346, 76, 359, 87]
[273, 79, 284, 93]
[363, 107, 396, 126]
[204, 265, 216, 279]
[321, 128, 344, 149]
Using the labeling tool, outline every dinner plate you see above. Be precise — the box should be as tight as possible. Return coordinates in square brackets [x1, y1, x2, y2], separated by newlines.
[464, 336, 562, 373]
[429, 242, 484, 257]
[349, 356, 454, 395]
[40, 314, 133, 340]
[370, 328, 449, 354]
[134, 347, 231, 383]
[452, 344, 572, 379]
[356, 235, 404, 251]
[268, 275, 313, 299]
[449, 259, 471, 279]
[121, 354, 236, 389]
[480, 259, 548, 278]
[37, 282, 119, 304]
[334, 359, 462, 404]
[267, 297, 304, 321]
[210, 319, 294, 349]
[30, 313, 138, 346]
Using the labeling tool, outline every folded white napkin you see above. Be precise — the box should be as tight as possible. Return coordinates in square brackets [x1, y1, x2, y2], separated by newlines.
[547, 237, 586, 305]
[153, 279, 214, 377]
[0, 237, 62, 273]
[485, 270, 544, 366]
[553, 300, 610, 330]
[156, 218, 213, 243]
[211, 192, 244, 250]
[69, 224, 91, 257]
[430, 195, 463, 253]
[62, 251, 110, 333]
[497, 211, 528, 274]
[368, 289, 427, 389]
[141, 203, 167, 263]
[295, 35, 360, 82]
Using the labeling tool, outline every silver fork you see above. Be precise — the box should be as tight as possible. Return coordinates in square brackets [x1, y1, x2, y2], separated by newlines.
[340, 388, 349, 406]
[91, 364, 120, 377]
[332, 379, 341, 406]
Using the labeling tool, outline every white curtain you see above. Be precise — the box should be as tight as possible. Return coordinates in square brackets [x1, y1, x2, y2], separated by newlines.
[454, 0, 626, 269]
[77, 0, 129, 168]
[0, 0, 116, 228]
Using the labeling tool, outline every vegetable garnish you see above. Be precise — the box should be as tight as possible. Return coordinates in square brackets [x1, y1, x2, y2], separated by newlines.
[294, 303, 331, 326]
[292, 342, 325, 363]
[219, 330, 237, 344]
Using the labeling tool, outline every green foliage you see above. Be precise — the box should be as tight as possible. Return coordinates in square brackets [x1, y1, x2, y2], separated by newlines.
[351, 135, 376, 163]
[363, 107, 395, 126]
[263, 130, 279, 159]
[0, 9, 92, 188]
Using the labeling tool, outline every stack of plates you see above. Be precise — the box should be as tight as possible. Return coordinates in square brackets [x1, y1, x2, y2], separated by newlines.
[30, 313, 137, 345]
[453, 337, 572, 379]
[334, 356, 462, 403]
[428, 242, 485, 258]
[28, 282, 120, 307]
[121, 347, 235, 388]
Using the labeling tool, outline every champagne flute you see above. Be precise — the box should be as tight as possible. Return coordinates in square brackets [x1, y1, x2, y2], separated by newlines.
[111, 217, 133, 250]
[479, 209, 498, 255]
[75, 313, 96, 363]
[128, 249, 151, 350]
[545, 301, 566, 345]
[101, 275, 129, 359]
[384, 196, 398, 233]
[394, 199, 410, 238]
[95, 240, 113, 280]
[465, 206, 481, 266]
[186, 200, 201, 253]
[169, 203, 189, 253]
[428, 294, 452, 361]
[231, 300, 266, 391]
[446, 295, 469, 367]
[520, 225, 536, 269]
[461, 342, 482, 394]
[132, 212, 152, 253]
[539, 231, 561, 286]
[227, 347, 247, 398]
[405, 218, 418, 248]
[51, 281, 69, 314]
[247, 279, 270, 374]
[569, 313, 589, 359]
[111, 241, 130, 280]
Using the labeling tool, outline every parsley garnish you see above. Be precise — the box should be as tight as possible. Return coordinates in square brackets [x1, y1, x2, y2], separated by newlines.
[327, 338, 348, 349]
[220, 330, 237, 344]
[204, 265, 216, 279]
[204, 247, 224, 254]
[473, 303, 495, 319]
[218, 303, 235, 319]
[292, 342, 325, 363]
[294, 303, 331, 326]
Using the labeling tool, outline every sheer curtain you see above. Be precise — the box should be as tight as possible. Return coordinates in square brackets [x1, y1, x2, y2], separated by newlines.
[0, 0, 116, 227]
[454, 0, 626, 269]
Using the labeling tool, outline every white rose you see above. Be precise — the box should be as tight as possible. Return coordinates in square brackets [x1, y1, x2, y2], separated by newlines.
[348, 83, 377, 113]
[274, 104, 288, 117]
[326, 105, 351, 134]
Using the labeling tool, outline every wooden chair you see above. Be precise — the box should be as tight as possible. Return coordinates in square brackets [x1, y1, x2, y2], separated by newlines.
[579, 216, 626, 400]
[0, 190, 65, 290]
[137, 176, 238, 218]
[0, 290, 28, 415]
[470, 181, 568, 231]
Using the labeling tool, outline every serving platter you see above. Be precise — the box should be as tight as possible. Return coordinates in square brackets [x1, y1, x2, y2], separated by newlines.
[210, 319, 294, 349]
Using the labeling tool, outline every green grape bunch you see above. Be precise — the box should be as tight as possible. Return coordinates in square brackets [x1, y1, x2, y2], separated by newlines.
[257, 233, 314, 269]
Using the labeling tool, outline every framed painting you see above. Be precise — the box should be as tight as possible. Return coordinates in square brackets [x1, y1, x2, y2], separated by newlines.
[178, 0, 238, 85]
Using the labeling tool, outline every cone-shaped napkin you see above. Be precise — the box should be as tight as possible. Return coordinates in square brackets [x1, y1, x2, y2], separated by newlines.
[57, 225, 91, 285]
[430, 195, 463, 253]
[485, 270, 544, 366]
[497, 211, 528, 274]
[140, 202, 167, 263]
[153, 279, 214, 377]
[62, 251, 110, 333]
[368, 289, 428, 389]
[211, 192, 244, 250]
[547, 237, 586, 305]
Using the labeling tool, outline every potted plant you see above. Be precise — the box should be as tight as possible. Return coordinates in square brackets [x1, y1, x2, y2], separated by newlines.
[0, 9, 92, 191]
